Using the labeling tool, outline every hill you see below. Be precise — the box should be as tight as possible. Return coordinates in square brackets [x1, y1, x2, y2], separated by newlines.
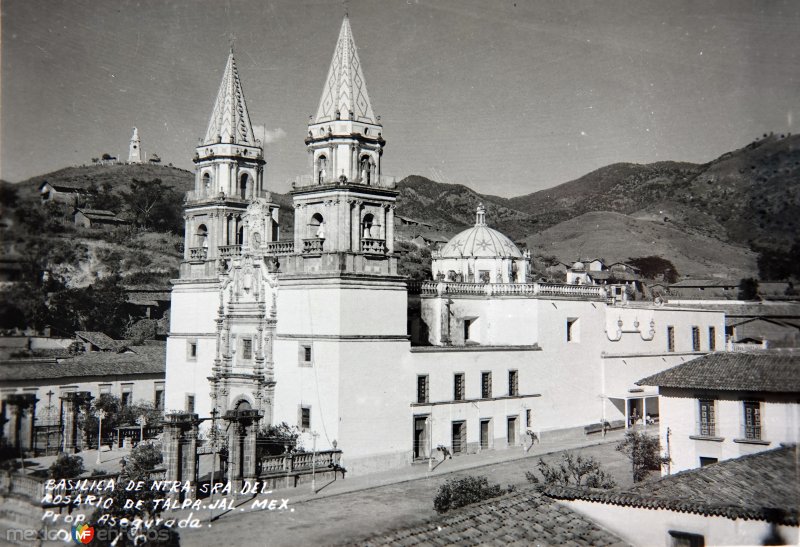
[528, 211, 758, 280]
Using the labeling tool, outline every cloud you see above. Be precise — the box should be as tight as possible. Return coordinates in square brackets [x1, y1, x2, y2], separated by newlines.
[253, 125, 287, 144]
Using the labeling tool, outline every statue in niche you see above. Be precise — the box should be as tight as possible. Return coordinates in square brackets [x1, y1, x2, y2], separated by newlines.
[264, 256, 280, 273]
[251, 231, 261, 249]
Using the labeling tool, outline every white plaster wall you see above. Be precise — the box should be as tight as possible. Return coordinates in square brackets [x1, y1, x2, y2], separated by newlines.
[560, 499, 799, 547]
[658, 388, 800, 473]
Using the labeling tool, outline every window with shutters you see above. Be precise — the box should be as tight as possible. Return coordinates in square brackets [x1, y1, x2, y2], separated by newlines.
[454, 373, 465, 401]
[743, 401, 762, 440]
[698, 399, 716, 437]
[417, 375, 429, 404]
[481, 372, 492, 399]
[508, 370, 519, 396]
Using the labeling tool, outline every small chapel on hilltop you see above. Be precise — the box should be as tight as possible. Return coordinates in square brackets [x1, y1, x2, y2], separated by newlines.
[163, 16, 724, 486]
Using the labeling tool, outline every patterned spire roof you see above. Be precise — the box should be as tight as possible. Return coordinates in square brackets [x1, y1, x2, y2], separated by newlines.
[203, 52, 256, 145]
[314, 16, 377, 124]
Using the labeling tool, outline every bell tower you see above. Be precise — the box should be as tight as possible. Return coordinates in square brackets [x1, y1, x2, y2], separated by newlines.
[180, 51, 278, 280]
[287, 16, 397, 276]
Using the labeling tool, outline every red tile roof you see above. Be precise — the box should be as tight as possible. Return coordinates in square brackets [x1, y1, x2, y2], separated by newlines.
[360, 486, 625, 546]
[1, 349, 165, 381]
[636, 352, 800, 392]
[546, 446, 799, 526]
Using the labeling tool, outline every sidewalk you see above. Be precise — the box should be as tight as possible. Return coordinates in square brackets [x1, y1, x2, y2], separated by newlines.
[192, 426, 643, 522]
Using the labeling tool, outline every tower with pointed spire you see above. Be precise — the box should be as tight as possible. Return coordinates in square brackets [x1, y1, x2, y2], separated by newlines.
[180, 51, 279, 280]
[128, 127, 142, 164]
[288, 16, 397, 275]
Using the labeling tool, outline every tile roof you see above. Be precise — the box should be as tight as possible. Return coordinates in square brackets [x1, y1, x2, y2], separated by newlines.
[636, 351, 800, 392]
[546, 446, 799, 526]
[676, 301, 800, 317]
[74, 331, 124, 351]
[359, 486, 626, 546]
[1, 350, 165, 381]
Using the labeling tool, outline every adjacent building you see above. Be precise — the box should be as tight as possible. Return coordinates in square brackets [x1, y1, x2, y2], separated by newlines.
[637, 351, 800, 473]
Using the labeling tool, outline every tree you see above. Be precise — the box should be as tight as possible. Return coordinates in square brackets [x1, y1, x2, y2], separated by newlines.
[125, 318, 159, 344]
[90, 442, 179, 546]
[626, 256, 679, 283]
[616, 431, 669, 482]
[257, 421, 303, 460]
[433, 475, 505, 514]
[48, 454, 85, 479]
[738, 277, 760, 301]
[47, 274, 130, 338]
[121, 178, 182, 233]
[525, 453, 616, 489]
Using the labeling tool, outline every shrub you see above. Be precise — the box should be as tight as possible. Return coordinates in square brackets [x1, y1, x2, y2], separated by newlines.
[48, 454, 85, 479]
[433, 475, 504, 514]
[616, 431, 670, 482]
[525, 453, 616, 489]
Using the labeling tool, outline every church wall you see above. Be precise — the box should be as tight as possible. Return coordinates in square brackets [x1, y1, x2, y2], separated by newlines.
[271, 338, 341, 453]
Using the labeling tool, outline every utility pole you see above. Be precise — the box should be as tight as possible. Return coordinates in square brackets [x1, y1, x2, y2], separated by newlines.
[45, 390, 54, 454]
[209, 408, 219, 522]
[96, 409, 106, 465]
[311, 431, 319, 493]
[137, 415, 146, 445]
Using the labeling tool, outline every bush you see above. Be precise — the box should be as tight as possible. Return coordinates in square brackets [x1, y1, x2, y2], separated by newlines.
[433, 475, 504, 514]
[525, 453, 616, 489]
[49, 454, 85, 479]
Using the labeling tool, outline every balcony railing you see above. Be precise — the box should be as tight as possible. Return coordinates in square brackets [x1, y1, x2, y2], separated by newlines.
[291, 174, 397, 189]
[361, 238, 386, 254]
[302, 238, 325, 254]
[189, 247, 208, 261]
[265, 241, 295, 255]
[259, 450, 342, 474]
[414, 281, 606, 299]
[185, 189, 272, 203]
[219, 245, 242, 258]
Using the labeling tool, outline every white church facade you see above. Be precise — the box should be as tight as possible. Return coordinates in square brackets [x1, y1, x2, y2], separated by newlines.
[164, 17, 726, 476]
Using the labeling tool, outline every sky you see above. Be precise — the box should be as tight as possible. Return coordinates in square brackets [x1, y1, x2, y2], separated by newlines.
[2, 0, 799, 197]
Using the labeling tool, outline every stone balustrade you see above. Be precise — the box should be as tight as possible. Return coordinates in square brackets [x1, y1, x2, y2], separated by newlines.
[218, 245, 242, 258]
[291, 174, 397, 189]
[361, 238, 386, 254]
[302, 238, 325, 253]
[259, 450, 342, 474]
[189, 247, 207, 261]
[265, 241, 295, 255]
[185, 189, 271, 203]
[416, 281, 606, 300]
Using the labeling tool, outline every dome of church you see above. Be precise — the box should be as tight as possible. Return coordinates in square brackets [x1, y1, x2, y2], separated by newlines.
[572, 261, 585, 270]
[439, 205, 523, 259]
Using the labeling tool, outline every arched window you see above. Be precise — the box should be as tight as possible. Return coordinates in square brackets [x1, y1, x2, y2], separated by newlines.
[362, 213, 375, 238]
[237, 226, 244, 245]
[202, 173, 212, 196]
[317, 155, 327, 184]
[309, 213, 324, 238]
[196, 224, 208, 248]
[360, 155, 372, 185]
[239, 173, 249, 199]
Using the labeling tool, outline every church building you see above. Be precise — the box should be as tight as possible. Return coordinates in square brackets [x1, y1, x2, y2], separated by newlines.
[164, 16, 725, 478]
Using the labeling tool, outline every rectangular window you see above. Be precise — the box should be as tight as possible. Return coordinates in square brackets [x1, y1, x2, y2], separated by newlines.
[99, 384, 111, 395]
[417, 375, 429, 404]
[508, 370, 519, 396]
[186, 394, 195, 413]
[699, 457, 717, 468]
[667, 326, 675, 352]
[300, 406, 311, 430]
[464, 319, 472, 342]
[743, 401, 762, 440]
[526, 409, 532, 428]
[298, 344, 312, 366]
[708, 326, 716, 351]
[121, 385, 132, 408]
[669, 530, 705, 547]
[698, 399, 715, 437]
[154, 383, 165, 410]
[454, 373, 465, 401]
[481, 372, 492, 399]
[187, 340, 198, 360]
[242, 338, 253, 360]
[566, 318, 579, 342]
[692, 326, 700, 351]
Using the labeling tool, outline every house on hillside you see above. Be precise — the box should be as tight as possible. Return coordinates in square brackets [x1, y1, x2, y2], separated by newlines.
[637, 351, 800, 473]
[410, 230, 449, 251]
[124, 285, 172, 320]
[73, 208, 130, 229]
[547, 446, 799, 546]
[395, 214, 433, 229]
[38, 181, 89, 204]
[668, 278, 739, 299]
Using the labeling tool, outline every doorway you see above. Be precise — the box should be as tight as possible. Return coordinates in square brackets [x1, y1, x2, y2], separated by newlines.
[507, 416, 518, 446]
[413, 416, 429, 460]
[480, 419, 490, 450]
[451, 421, 466, 454]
